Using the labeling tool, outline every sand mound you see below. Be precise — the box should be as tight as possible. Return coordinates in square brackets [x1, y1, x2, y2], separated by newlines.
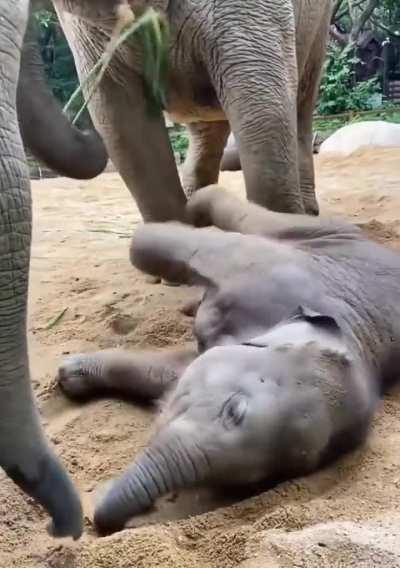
[2, 147, 400, 567]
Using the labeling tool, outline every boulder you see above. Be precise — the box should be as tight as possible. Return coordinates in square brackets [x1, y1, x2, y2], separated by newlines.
[319, 120, 400, 156]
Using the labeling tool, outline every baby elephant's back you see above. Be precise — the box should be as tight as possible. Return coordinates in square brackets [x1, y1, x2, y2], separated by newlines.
[313, 237, 400, 315]
[308, 236, 400, 359]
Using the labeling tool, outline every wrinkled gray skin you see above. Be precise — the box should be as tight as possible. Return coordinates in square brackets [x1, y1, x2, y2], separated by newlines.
[220, 133, 241, 172]
[0, 0, 83, 539]
[17, 0, 108, 179]
[58, 185, 400, 535]
[221, 132, 321, 171]
[52, 0, 332, 220]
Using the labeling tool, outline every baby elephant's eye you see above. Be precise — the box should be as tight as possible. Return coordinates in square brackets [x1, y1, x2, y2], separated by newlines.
[220, 393, 248, 429]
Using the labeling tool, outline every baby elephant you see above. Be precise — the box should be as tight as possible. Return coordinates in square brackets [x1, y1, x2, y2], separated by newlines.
[58, 186, 400, 535]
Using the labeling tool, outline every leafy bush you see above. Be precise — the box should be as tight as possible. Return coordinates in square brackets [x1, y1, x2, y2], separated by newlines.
[318, 44, 381, 115]
[34, 9, 91, 128]
[168, 126, 189, 162]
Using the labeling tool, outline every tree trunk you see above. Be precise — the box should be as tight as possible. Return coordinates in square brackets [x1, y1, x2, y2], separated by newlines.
[348, 0, 380, 45]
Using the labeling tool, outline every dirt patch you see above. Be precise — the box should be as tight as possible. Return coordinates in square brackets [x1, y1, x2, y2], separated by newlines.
[2, 147, 400, 567]
[357, 219, 400, 246]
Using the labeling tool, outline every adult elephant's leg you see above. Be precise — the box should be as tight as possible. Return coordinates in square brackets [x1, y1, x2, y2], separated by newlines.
[0, 0, 82, 538]
[181, 121, 230, 197]
[57, 15, 187, 223]
[220, 134, 241, 172]
[297, 32, 329, 216]
[87, 73, 189, 281]
[89, 76, 186, 222]
[296, 91, 318, 216]
[208, 3, 303, 214]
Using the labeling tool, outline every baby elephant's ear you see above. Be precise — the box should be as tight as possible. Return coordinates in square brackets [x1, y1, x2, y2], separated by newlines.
[241, 306, 342, 349]
[290, 305, 342, 334]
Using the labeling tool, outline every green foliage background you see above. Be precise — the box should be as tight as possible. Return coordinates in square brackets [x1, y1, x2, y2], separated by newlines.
[34, 9, 90, 128]
[317, 45, 381, 115]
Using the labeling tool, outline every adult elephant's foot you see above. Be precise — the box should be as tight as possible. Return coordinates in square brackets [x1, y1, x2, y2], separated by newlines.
[145, 274, 183, 287]
[302, 190, 320, 216]
[180, 296, 202, 317]
[304, 198, 319, 216]
[162, 279, 181, 287]
[220, 147, 241, 171]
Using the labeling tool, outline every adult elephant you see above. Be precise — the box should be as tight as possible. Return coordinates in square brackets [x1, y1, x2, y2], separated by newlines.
[220, 133, 242, 172]
[53, 0, 332, 220]
[0, 0, 112, 538]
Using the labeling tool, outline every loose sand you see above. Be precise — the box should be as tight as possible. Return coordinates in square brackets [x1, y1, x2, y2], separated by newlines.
[2, 148, 400, 567]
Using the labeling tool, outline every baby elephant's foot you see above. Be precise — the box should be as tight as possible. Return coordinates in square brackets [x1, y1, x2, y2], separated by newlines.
[58, 354, 105, 400]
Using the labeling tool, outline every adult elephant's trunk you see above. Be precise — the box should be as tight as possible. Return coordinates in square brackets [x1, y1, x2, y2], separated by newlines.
[17, 3, 108, 180]
[94, 434, 210, 534]
[0, 0, 82, 538]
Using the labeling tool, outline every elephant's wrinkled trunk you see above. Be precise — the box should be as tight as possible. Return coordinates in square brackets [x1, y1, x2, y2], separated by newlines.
[3, 424, 83, 540]
[94, 436, 210, 534]
[17, 5, 108, 180]
[0, 0, 82, 539]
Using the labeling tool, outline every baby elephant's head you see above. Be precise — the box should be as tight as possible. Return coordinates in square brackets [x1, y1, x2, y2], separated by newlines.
[94, 308, 374, 535]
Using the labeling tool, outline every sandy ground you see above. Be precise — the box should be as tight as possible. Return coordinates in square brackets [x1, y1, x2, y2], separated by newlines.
[2, 147, 400, 567]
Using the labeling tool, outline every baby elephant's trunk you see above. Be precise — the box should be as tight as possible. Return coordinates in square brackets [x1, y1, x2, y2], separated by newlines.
[94, 435, 209, 534]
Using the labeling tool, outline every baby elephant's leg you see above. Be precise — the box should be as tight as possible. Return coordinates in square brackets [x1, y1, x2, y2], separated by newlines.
[186, 186, 357, 241]
[58, 346, 197, 402]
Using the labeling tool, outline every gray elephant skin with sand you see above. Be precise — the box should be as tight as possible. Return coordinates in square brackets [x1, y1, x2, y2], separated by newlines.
[58, 186, 400, 535]
[0, 0, 116, 539]
[52, 0, 332, 220]
[220, 133, 242, 172]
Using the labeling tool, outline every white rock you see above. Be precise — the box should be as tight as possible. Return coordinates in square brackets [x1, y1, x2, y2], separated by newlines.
[319, 121, 400, 156]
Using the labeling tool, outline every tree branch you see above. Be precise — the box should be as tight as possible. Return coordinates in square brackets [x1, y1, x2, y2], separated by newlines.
[331, 0, 346, 22]
[371, 16, 397, 39]
[350, 0, 380, 43]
